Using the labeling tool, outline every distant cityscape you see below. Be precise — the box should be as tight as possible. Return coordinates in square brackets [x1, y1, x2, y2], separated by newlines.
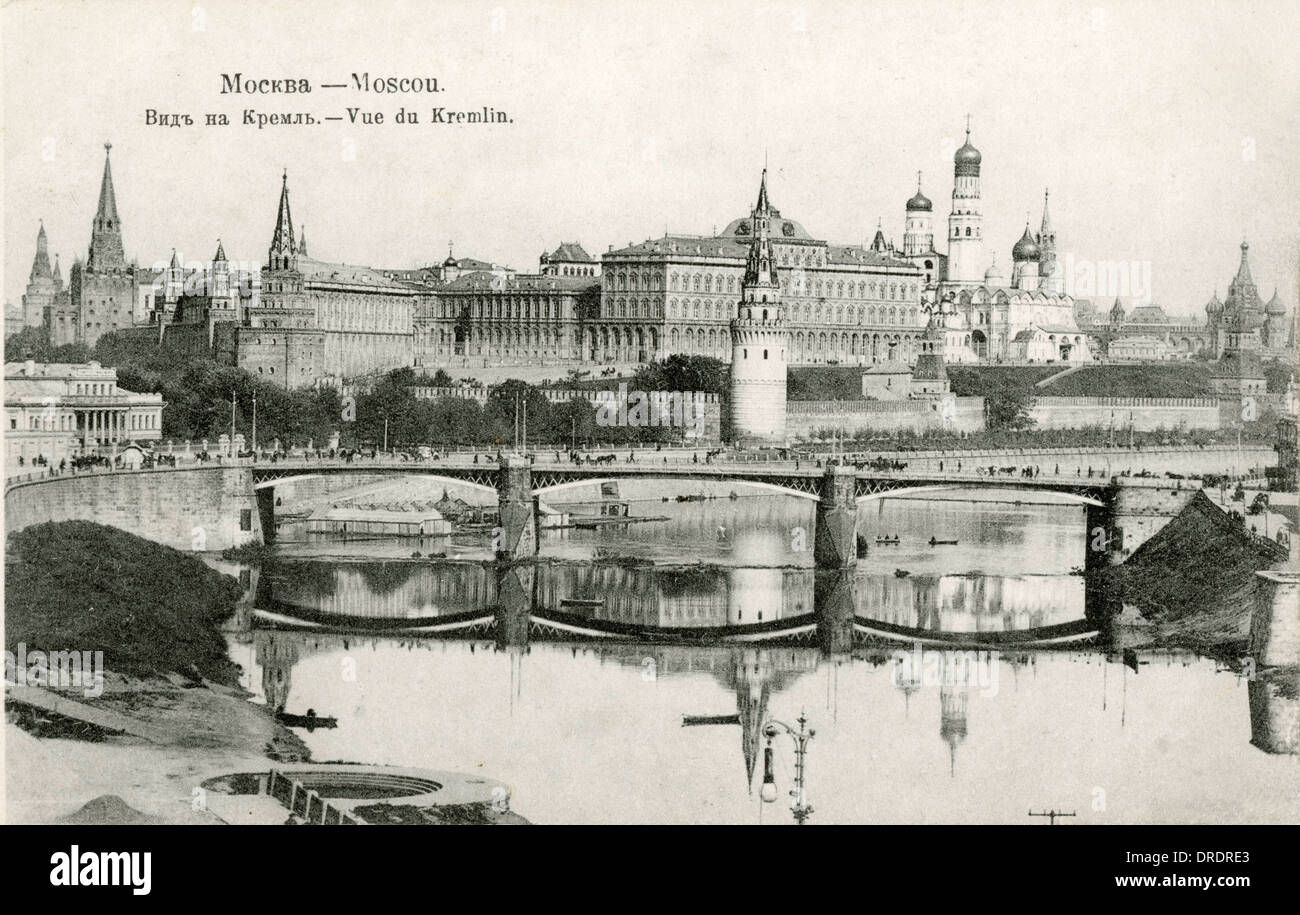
[5, 126, 1297, 461]
[9, 125, 1294, 393]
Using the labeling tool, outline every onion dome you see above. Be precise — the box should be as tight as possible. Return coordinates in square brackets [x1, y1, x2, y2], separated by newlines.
[906, 172, 932, 211]
[1206, 290, 1223, 316]
[954, 125, 981, 176]
[984, 256, 1004, 285]
[1266, 289, 1285, 315]
[1012, 224, 1040, 262]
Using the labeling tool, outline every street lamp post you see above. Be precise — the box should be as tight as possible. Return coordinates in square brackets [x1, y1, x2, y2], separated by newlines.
[761, 711, 815, 824]
[251, 390, 257, 454]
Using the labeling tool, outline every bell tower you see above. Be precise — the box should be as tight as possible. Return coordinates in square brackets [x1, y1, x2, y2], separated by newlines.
[947, 117, 984, 285]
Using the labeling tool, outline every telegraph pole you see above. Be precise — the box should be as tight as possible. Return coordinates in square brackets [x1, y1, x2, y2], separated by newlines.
[251, 390, 257, 453]
[1028, 809, 1077, 825]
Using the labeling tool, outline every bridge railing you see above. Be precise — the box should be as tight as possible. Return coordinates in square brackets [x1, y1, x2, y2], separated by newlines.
[9, 446, 1254, 490]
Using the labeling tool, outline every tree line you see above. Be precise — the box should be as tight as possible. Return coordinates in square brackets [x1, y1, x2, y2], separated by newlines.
[5, 327, 727, 449]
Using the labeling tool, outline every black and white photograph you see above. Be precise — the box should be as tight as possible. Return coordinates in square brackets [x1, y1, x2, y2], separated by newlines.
[1, 0, 1297, 882]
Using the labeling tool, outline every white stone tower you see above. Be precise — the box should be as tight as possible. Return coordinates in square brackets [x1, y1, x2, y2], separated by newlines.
[902, 171, 934, 257]
[946, 118, 984, 285]
[729, 169, 789, 445]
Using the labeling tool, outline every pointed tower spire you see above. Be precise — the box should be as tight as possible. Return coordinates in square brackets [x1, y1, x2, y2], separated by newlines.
[1234, 240, 1254, 286]
[52, 254, 63, 289]
[1040, 188, 1053, 236]
[755, 167, 772, 215]
[269, 169, 297, 269]
[213, 238, 227, 264]
[97, 143, 119, 217]
[298, 225, 308, 257]
[870, 217, 888, 252]
[743, 170, 779, 289]
[87, 142, 126, 271]
[29, 220, 52, 281]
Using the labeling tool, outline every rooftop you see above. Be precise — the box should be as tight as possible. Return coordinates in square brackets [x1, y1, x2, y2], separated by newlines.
[545, 242, 595, 263]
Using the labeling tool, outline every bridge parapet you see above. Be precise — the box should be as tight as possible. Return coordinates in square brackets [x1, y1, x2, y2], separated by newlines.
[4, 464, 263, 551]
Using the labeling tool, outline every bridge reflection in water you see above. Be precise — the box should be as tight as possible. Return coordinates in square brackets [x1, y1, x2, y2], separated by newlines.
[233, 556, 1295, 817]
[246, 559, 1092, 644]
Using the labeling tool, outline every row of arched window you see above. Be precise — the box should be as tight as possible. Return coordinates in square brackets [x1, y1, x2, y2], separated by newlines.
[663, 270, 918, 301]
[612, 271, 664, 292]
[668, 272, 737, 294]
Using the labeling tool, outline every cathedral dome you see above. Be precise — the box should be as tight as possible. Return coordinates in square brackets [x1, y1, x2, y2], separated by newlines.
[1266, 290, 1285, 315]
[1012, 226, 1040, 262]
[906, 189, 932, 212]
[984, 259, 1005, 285]
[1206, 292, 1223, 316]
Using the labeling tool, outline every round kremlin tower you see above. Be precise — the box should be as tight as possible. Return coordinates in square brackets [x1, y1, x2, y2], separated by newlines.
[729, 169, 789, 445]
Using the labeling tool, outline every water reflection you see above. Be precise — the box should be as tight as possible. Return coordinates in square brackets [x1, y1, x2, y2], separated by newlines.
[217, 490, 1297, 823]
[233, 627, 1300, 824]
[265, 491, 1088, 576]
[250, 559, 1089, 641]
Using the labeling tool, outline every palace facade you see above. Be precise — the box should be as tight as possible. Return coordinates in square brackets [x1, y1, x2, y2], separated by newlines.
[596, 183, 927, 367]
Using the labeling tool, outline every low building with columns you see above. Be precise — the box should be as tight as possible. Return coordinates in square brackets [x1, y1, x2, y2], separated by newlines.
[4, 359, 164, 469]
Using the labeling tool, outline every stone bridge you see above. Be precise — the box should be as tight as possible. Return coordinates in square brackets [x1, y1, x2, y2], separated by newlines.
[5, 455, 1201, 571]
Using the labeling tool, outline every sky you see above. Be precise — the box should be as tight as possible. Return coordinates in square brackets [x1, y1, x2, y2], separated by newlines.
[4, 0, 1299, 318]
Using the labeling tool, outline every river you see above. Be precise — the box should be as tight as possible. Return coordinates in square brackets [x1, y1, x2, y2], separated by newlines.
[218, 483, 1300, 824]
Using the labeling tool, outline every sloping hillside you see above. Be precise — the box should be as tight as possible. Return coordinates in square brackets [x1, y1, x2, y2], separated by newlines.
[1040, 364, 1214, 397]
[6, 521, 244, 682]
[1101, 492, 1288, 654]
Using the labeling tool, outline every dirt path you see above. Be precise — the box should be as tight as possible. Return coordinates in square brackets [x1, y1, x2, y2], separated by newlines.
[5, 671, 308, 824]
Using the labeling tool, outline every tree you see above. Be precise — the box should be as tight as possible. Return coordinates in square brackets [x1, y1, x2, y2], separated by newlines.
[986, 390, 1036, 431]
[633, 354, 728, 396]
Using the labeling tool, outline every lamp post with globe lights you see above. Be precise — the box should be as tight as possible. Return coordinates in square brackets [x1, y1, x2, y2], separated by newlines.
[761, 711, 815, 824]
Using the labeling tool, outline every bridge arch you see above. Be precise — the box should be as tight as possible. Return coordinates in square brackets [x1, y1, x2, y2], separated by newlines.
[252, 471, 496, 498]
[533, 475, 819, 502]
[855, 483, 1105, 507]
